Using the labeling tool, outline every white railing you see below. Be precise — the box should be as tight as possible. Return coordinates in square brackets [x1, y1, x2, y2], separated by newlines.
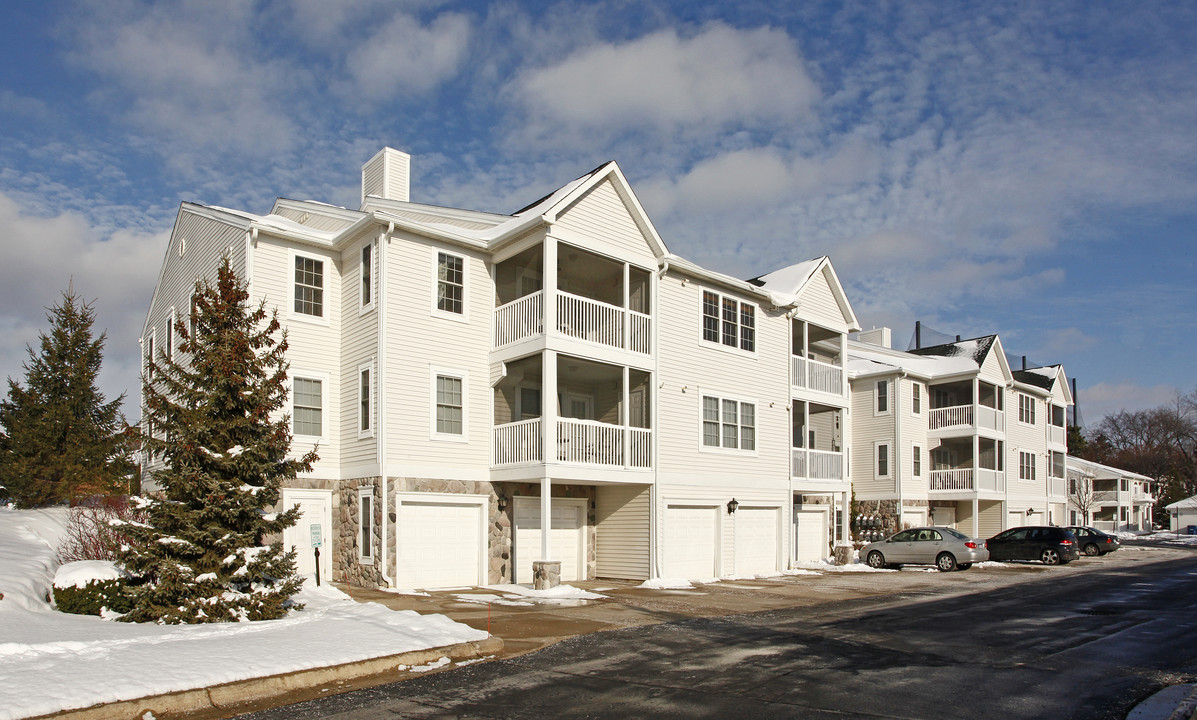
[1092, 520, 1116, 533]
[557, 418, 622, 466]
[629, 311, 651, 354]
[1050, 478, 1066, 497]
[628, 427, 652, 468]
[1133, 491, 1155, 503]
[977, 468, 1004, 492]
[929, 405, 972, 430]
[1093, 491, 1118, 503]
[558, 292, 622, 348]
[791, 448, 844, 480]
[790, 356, 844, 396]
[978, 406, 1004, 432]
[930, 469, 974, 490]
[1048, 424, 1066, 446]
[493, 292, 543, 347]
[492, 418, 542, 466]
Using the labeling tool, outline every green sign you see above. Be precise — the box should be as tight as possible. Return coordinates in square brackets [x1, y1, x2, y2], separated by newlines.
[310, 523, 322, 548]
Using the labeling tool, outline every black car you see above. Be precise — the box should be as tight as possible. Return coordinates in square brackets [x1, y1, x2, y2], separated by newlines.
[985, 526, 1080, 565]
[1067, 526, 1121, 556]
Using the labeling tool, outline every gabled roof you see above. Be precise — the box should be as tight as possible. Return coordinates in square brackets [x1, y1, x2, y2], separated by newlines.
[1166, 495, 1197, 510]
[847, 341, 978, 381]
[1067, 456, 1152, 482]
[910, 334, 998, 364]
[747, 256, 861, 330]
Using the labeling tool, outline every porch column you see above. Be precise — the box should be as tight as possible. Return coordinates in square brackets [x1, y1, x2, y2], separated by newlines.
[622, 263, 630, 351]
[972, 498, 979, 537]
[622, 365, 630, 468]
[544, 237, 558, 337]
[542, 349, 558, 562]
[540, 476, 552, 562]
[841, 490, 851, 544]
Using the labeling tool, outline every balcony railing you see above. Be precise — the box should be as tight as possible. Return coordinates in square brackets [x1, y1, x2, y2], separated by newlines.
[1050, 478, 1066, 497]
[492, 290, 650, 354]
[1093, 490, 1118, 503]
[929, 468, 1005, 492]
[928, 404, 1004, 432]
[791, 448, 845, 480]
[491, 417, 651, 469]
[791, 356, 844, 396]
[1048, 424, 1066, 446]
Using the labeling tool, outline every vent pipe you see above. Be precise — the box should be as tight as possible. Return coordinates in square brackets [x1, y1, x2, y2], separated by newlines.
[1022, 356, 1027, 371]
[915, 321, 922, 349]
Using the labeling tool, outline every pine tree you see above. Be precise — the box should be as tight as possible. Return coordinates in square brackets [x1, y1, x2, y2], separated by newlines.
[0, 287, 133, 507]
[119, 259, 316, 623]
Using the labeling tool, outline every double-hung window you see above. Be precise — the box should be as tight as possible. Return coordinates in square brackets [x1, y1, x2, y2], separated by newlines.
[435, 374, 464, 436]
[701, 396, 755, 451]
[1019, 451, 1036, 481]
[1018, 394, 1036, 425]
[875, 380, 889, 414]
[293, 377, 323, 437]
[294, 255, 324, 317]
[358, 488, 374, 562]
[360, 243, 373, 310]
[701, 291, 755, 352]
[166, 310, 175, 362]
[146, 331, 155, 380]
[876, 442, 891, 478]
[913, 444, 922, 476]
[358, 363, 373, 437]
[437, 252, 464, 315]
[912, 383, 921, 415]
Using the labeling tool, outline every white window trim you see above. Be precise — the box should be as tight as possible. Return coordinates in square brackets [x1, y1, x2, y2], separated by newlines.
[166, 308, 176, 362]
[874, 379, 891, 416]
[288, 248, 331, 326]
[698, 289, 758, 356]
[429, 366, 470, 443]
[698, 392, 759, 456]
[357, 487, 375, 563]
[875, 440, 892, 479]
[358, 360, 375, 439]
[911, 382, 922, 416]
[359, 240, 375, 315]
[912, 444, 922, 477]
[432, 250, 469, 323]
[1018, 393, 1037, 426]
[1019, 450, 1036, 482]
[147, 328, 156, 381]
[291, 370, 329, 443]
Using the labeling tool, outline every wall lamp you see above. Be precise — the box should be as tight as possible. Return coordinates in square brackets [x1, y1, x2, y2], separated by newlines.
[727, 498, 739, 514]
[497, 495, 509, 511]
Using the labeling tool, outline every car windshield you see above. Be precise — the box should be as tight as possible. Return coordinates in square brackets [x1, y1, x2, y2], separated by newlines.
[940, 527, 968, 540]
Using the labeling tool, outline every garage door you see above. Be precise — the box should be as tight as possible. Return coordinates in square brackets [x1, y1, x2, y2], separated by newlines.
[734, 507, 779, 575]
[663, 505, 718, 579]
[793, 508, 828, 563]
[397, 498, 485, 589]
[514, 498, 585, 584]
[282, 489, 332, 580]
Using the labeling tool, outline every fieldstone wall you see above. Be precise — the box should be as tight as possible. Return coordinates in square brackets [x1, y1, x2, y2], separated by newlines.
[337, 477, 385, 588]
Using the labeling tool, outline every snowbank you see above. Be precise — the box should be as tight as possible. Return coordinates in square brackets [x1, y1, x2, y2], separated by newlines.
[0, 506, 487, 720]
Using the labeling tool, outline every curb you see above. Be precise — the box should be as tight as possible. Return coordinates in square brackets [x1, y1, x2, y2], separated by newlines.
[28, 635, 504, 720]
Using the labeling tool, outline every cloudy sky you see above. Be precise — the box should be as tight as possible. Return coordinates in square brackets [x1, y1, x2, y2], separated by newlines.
[1, 0, 1194, 425]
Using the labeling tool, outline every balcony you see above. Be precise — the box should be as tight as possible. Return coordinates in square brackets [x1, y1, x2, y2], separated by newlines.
[491, 417, 651, 469]
[791, 448, 845, 481]
[928, 404, 1005, 433]
[493, 290, 651, 355]
[791, 356, 845, 396]
[1048, 424, 1066, 446]
[929, 468, 1005, 493]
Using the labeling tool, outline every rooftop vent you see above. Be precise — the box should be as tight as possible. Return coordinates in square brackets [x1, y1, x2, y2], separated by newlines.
[361, 147, 410, 207]
[856, 327, 892, 349]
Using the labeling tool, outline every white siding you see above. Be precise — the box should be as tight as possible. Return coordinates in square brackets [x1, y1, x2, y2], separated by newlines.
[340, 232, 380, 474]
[849, 376, 897, 499]
[595, 485, 650, 580]
[552, 179, 658, 265]
[795, 266, 852, 333]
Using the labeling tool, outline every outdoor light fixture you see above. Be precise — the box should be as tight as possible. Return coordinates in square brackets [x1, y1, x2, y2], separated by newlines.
[1027, 508, 1035, 515]
[497, 495, 508, 511]
[727, 498, 739, 514]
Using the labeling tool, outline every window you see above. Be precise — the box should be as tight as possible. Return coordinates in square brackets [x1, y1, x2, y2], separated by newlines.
[913, 445, 922, 476]
[294, 255, 324, 317]
[189, 294, 198, 340]
[358, 364, 373, 436]
[701, 290, 755, 352]
[912, 383, 921, 415]
[1051, 404, 1065, 427]
[1050, 451, 1065, 478]
[293, 377, 323, 437]
[436, 252, 464, 315]
[519, 387, 541, 420]
[1018, 393, 1036, 425]
[358, 489, 374, 562]
[875, 380, 889, 414]
[435, 374, 464, 436]
[360, 243, 373, 309]
[146, 332, 155, 380]
[1019, 451, 1036, 481]
[876, 442, 891, 478]
[166, 311, 174, 362]
[1120, 478, 1129, 492]
[701, 395, 756, 451]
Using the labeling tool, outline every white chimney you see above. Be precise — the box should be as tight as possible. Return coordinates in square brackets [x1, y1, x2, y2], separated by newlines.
[857, 327, 892, 349]
[361, 147, 410, 207]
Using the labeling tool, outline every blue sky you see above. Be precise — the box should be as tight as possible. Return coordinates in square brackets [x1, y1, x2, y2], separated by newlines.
[0, 0, 1194, 425]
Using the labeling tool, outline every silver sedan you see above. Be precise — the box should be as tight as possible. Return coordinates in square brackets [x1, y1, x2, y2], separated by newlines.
[862, 526, 990, 571]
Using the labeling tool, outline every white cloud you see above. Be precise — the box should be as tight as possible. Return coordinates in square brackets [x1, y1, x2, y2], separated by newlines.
[0, 191, 166, 417]
[508, 23, 819, 145]
[344, 12, 473, 98]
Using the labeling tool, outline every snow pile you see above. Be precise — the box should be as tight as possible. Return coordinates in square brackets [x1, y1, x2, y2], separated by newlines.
[52, 560, 122, 590]
[0, 506, 488, 720]
[1133, 531, 1197, 546]
[791, 559, 897, 573]
[639, 577, 694, 589]
[487, 584, 606, 601]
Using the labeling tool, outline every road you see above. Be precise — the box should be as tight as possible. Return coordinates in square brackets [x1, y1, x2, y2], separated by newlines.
[238, 555, 1197, 720]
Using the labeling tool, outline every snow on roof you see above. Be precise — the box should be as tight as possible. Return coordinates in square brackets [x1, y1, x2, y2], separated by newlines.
[910, 335, 997, 365]
[1013, 365, 1060, 390]
[1067, 455, 1152, 481]
[206, 206, 343, 242]
[1166, 495, 1197, 510]
[847, 341, 979, 379]
[747, 257, 826, 307]
[512, 162, 610, 217]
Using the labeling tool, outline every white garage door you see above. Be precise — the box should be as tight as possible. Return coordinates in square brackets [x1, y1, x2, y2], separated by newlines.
[734, 507, 779, 576]
[397, 498, 485, 589]
[282, 489, 332, 580]
[664, 505, 719, 579]
[514, 498, 586, 584]
[793, 508, 828, 563]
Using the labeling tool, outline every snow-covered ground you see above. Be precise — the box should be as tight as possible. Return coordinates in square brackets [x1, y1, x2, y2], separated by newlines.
[1121, 530, 1197, 546]
[0, 506, 487, 720]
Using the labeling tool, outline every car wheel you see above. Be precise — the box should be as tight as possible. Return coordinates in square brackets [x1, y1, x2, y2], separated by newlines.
[957, 563, 972, 570]
[1040, 548, 1061, 565]
[1084, 543, 1100, 557]
[866, 551, 886, 569]
[936, 553, 957, 572]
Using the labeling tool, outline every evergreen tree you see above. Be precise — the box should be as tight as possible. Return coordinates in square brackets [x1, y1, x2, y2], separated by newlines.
[0, 287, 133, 507]
[119, 259, 316, 623]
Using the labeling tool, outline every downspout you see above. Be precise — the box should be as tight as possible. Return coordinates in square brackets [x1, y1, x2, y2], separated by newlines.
[895, 371, 906, 524]
[378, 221, 394, 588]
[247, 228, 257, 297]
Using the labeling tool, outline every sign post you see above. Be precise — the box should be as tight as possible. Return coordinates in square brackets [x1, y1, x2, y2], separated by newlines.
[310, 523, 323, 586]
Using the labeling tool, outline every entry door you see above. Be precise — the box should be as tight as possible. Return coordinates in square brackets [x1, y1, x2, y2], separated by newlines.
[282, 488, 333, 580]
[793, 508, 828, 563]
[514, 498, 586, 584]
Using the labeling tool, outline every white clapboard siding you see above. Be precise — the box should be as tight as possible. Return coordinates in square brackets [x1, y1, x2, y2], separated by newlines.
[595, 485, 650, 580]
[552, 179, 659, 265]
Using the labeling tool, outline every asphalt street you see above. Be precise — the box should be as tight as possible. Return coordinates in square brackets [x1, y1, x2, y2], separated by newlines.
[237, 555, 1197, 720]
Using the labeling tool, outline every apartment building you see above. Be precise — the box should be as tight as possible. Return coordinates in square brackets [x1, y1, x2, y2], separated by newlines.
[847, 330, 1071, 540]
[1066, 456, 1155, 531]
[139, 148, 859, 589]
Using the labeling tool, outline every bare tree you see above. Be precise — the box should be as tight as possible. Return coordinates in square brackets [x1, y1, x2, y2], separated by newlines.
[1068, 472, 1097, 525]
